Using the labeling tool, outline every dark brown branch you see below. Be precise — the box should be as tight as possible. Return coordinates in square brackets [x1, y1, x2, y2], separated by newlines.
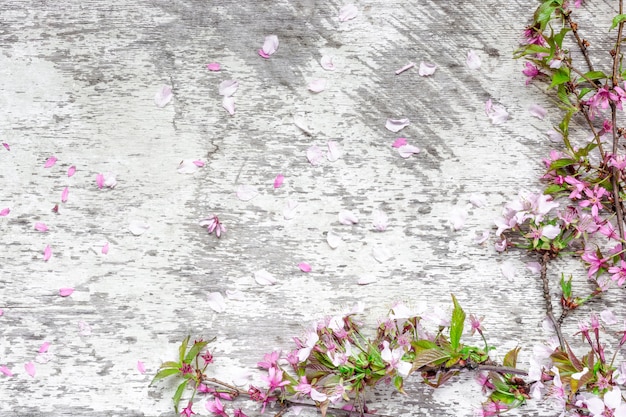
[540, 252, 565, 350]
[564, 11, 594, 73]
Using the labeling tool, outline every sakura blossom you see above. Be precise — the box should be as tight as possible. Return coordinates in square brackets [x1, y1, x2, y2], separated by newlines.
[258, 35, 279, 58]
[154, 85, 173, 108]
[1, 143, 9, 151]
[298, 262, 312, 272]
[44, 156, 58, 168]
[200, 215, 226, 238]
[485, 99, 509, 124]
[59, 288, 74, 297]
[529, 104, 547, 119]
[96, 172, 117, 189]
[418, 61, 437, 76]
[338, 4, 358, 21]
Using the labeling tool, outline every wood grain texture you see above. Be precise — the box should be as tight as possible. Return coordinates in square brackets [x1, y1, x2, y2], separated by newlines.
[0, 0, 623, 416]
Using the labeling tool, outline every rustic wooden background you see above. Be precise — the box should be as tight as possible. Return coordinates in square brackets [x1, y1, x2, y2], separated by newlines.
[1, 0, 623, 416]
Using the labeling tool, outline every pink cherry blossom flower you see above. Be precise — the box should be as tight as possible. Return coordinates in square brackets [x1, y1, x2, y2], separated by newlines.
[579, 184, 607, 218]
[522, 26, 547, 46]
[257, 351, 279, 370]
[181, 402, 196, 417]
[380, 341, 411, 377]
[609, 153, 626, 170]
[609, 260, 626, 286]
[522, 62, 543, 85]
[261, 366, 290, 390]
[582, 250, 608, 277]
[206, 62, 221, 71]
[589, 85, 619, 111]
[586, 387, 626, 417]
[200, 215, 225, 238]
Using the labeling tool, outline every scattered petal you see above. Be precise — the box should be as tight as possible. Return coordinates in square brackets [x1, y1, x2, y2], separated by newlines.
[207, 292, 227, 313]
[38, 342, 50, 354]
[206, 62, 221, 71]
[306, 145, 325, 166]
[385, 118, 410, 133]
[327, 141, 342, 162]
[129, 221, 150, 236]
[44, 156, 58, 168]
[236, 184, 259, 201]
[254, 270, 276, 286]
[273, 174, 285, 189]
[466, 50, 481, 69]
[283, 199, 299, 220]
[357, 275, 377, 285]
[308, 79, 327, 93]
[294, 113, 312, 134]
[418, 62, 437, 76]
[0, 366, 13, 377]
[193, 160, 205, 167]
[529, 104, 547, 119]
[0, 208, 9, 217]
[526, 262, 541, 275]
[177, 160, 200, 174]
[101, 242, 109, 255]
[225, 290, 245, 300]
[96, 173, 104, 189]
[298, 262, 312, 272]
[600, 309, 618, 325]
[327, 231, 342, 249]
[78, 321, 92, 336]
[485, 99, 509, 125]
[372, 210, 388, 231]
[61, 186, 69, 203]
[24, 362, 35, 378]
[395, 62, 415, 75]
[35, 351, 53, 364]
[501, 261, 516, 281]
[449, 206, 468, 231]
[67, 165, 76, 177]
[0, 309, 3, 316]
[59, 288, 74, 297]
[34, 222, 48, 232]
[339, 4, 358, 21]
[372, 246, 392, 263]
[43, 245, 52, 261]
[392, 138, 407, 148]
[469, 194, 487, 207]
[137, 361, 146, 374]
[320, 55, 335, 71]
[222, 96, 235, 115]
[474, 230, 490, 244]
[259, 35, 279, 58]
[218, 80, 239, 97]
[2, 143, 9, 151]
[397, 144, 420, 158]
[154, 85, 173, 108]
[96, 172, 117, 189]
[338, 210, 359, 225]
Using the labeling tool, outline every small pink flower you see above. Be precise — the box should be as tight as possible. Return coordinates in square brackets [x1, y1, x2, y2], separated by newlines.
[199, 215, 225, 238]
[205, 397, 227, 417]
[609, 260, 626, 286]
[522, 62, 543, 85]
[180, 402, 196, 417]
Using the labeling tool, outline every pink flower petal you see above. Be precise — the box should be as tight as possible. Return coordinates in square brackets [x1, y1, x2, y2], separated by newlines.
[372, 246, 392, 263]
[385, 118, 410, 133]
[206, 62, 221, 71]
[137, 361, 146, 374]
[44, 156, 58, 168]
[600, 309, 618, 325]
[469, 194, 486, 207]
[0, 309, 3, 316]
[177, 160, 200, 174]
[392, 138, 407, 148]
[308, 79, 327, 93]
[327, 141, 342, 162]
[306, 145, 325, 166]
[24, 362, 35, 378]
[259, 35, 279, 57]
[357, 275, 377, 285]
[67, 165, 76, 177]
[501, 261, 516, 281]
[207, 292, 226, 312]
[526, 262, 541, 275]
[96, 172, 117, 189]
[338, 210, 359, 225]
[339, 4, 358, 21]
[59, 288, 74, 297]
[43, 245, 52, 261]
[225, 289, 246, 300]
[449, 206, 467, 231]
[129, 221, 150, 236]
[529, 104, 547, 119]
[0, 366, 13, 376]
[34, 222, 48, 232]
[485, 99, 509, 125]
[222, 96, 235, 115]
[254, 270, 276, 285]
[395, 62, 415, 75]
[154, 85, 173, 108]
[2, 143, 9, 151]
[274, 174, 285, 189]
[96, 173, 104, 189]
[61, 186, 69, 203]
[466, 50, 481, 70]
[193, 160, 205, 167]
[283, 199, 299, 220]
[38, 342, 50, 354]
[101, 242, 109, 255]
[320, 55, 335, 71]
[418, 62, 437, 76]
[298, 262, 312, 272]
[236, 184, 259, 201]
[0, 208, 9, 217]
[397, 144, 420, 158]
[218, 80, 239, 97]
[474, 230, 490, 244]
[78, 321, 92, 336]
[327, 231, 342, 249]
[372, 210, 388, 231]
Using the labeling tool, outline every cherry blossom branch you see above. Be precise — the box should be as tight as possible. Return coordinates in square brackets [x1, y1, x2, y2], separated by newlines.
[564, 10, 594, 73]
[540, 252, 565, 350]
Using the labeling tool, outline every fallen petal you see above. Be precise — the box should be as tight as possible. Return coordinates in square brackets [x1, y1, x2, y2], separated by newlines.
[260, 35, 279, 57]
[501, 261, 516, 281]
[418, 62, 437, 76]
[0, 208, 9, 217]
[225, 289, 246, 300]
[298, 262, 312, 272]
[177, 160, 199, 174]
[207, 292, 226, 313]
[306, 145, 325, 166]
[466, 50, 481, 70]
[34, 222, 48, 232]
[469, 194, 487, 207]
[385, 118, 410, 133]
[274, 174, 285, 189]
[308, 79, 327, 93]
[78, 321, 92, 336]
[129, 221, 150, 236]
[38, 342, 50, 354]
[372, 210, 389, 231]
[529, 104, 547, 119]
[254, 270, 276, 285]
[395, 62, 415, 75]
[339, 4, 358, 21]
[44, 156, 58, 168]
[59, 288, 74, 297]
[474, 230, 490, 244]
[61, 186, 69, 203]
[357, 275, 377, 285]
[526, 262, 541, 275]
[327, 141, 342, 162]
[397, 144, 420, 158]
[392, 138, 407, 148]
[283, 199, 299, 220]
[0, 366, 13, 376]
[449, 206, 468, 231]
[222, 96, 235, 115]
[154, 85, 173, 108]
[320, 55, 335, 71]
[327, 231, 342, 249]
[206, 62, 221, 71]
[137, 361, 146, 374]
[2, 143, 9, 151]
[600, 309, 618, 325]
[67, 165, 76, 177]
[96, 173, 104, 189]
[101, 242, 109, 255]
[43, 245, 52, 261]
[193, 160, 205, 167]
[485, 99, 509, 125]
[218, 80, 239, 97]
[338, 210, 359, 225]
[372, 246, 392, 263]
[24, 362, 35, 378]
[236, 184, 259, 201]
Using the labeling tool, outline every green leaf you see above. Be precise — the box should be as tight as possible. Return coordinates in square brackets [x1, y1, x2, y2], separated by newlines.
[184, 340, 209, 364]
[412, 339, 438, 350]
[179, 335, 190, 364]
[548, 158, 577, 170]
[449, 294, 466, 352]
[560, 274, 572, 298]
[172, 380, 188, 413]
[503, 346, 521, 368]
[577, 71, 607, 84]
[550, 67, 570, 88]
[611, 14, 626, 31]
[411, 348, 451, 371]
[393, 375, 405, 394]
[544, 184, 566, 195]
[159, 361, 182, 370]
[553, 27, 571, 49]
[578, 87, 593, 99]
[150, 367, 180, 385]
[534, 1, 558, 28]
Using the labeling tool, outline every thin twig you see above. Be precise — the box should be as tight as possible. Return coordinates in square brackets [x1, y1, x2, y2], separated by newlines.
[563, 10, 594, 73]
[540, 252, 565, 350]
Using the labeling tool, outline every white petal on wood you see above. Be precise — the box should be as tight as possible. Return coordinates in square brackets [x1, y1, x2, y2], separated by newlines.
[308, 79, 327, 93]
[254, 270, 276, 285]
[177, 159, 199, 174]
[357, 275, 377, 285]
[372, 246, 392, 263]
[338, 210, 359, 225]
[219, 80, 239, 97]
[236, 184, 259, 201]
[339, 4, 358, 21]
[261, 35, 279, 56]
[294, 113, 312, 135]
[372, 210, 388, 231]
[207, 292, 226, 313]
[385, 118, 410, 133]
[283, 199, 299, 220]
[327, 141, 342, 162]
[418, 62, 437, 76]
[320, 55, 335, 71]
[222, 96, 235, 115]
[397, 144, 420, 158]
[469, 193, 486, 207]
[129, 221, 150, 236]
[306, 145, 325, 166]
[327, 231, 342, 249]
[501, 261, 516, 281]
[154, 85, 173, 107]
[225, 290, 246, 300]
